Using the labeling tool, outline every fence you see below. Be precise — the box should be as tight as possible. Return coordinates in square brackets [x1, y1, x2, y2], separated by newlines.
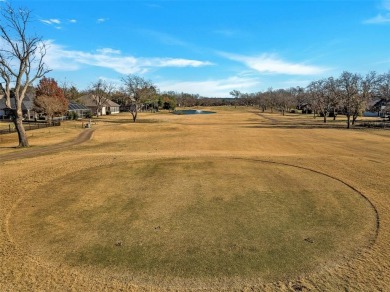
[0, 120, 61, 135]
[358, 118, 390, 128]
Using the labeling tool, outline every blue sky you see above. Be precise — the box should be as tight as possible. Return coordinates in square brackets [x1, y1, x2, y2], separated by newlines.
[5, 0, 390, 97]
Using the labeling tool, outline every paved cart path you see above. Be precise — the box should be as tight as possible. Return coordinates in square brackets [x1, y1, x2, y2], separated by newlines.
[0, 129, 95, 163]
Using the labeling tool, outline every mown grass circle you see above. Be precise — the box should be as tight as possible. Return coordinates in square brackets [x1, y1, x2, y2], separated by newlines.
[11, 157, 377, 282]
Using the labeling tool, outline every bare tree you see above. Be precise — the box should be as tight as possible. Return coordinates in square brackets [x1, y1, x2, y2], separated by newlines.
[289, 86, 305, 112]
[0, 3, 50, 147]
[261, 88, 276, 113]
[378, 71, 390, 100]
[352, 71, 377, 125]
[229, 89, 241, 108]
[176, 92, 199, 107]
[337, 71, 360, 129]
[121, 74, 156, 122]
[255, 91, 268, 112]
[377, 71, 390, 116]
[61, 79, 80, 101]
[274, 89, 295, 116]
[307, 78, 339, 123]
[324, 77, 340, 120]
[89, 79, 115, 117]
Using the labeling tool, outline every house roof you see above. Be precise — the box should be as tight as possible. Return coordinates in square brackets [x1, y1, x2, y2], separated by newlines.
[0, 92, 35, 111]
[68, 100, 91, 111]
[0, 98, 9, 110]
[79, 94, 120, 107]
[105, 99, 120, 107]
[79, 95, 98, 107]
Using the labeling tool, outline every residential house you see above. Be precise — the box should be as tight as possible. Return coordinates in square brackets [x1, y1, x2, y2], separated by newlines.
[105, 99, 120, 115]
[67, 100, 92, 118]
[364, 98, 390, 118]
[0, 92, 38, 120]
[79, 95, 120, 116]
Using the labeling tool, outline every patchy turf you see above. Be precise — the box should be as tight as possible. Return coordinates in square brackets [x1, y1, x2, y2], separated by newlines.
[11, 157, 376, 283]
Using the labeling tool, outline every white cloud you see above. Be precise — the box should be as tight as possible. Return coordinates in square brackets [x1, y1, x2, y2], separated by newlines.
[152, 58, 213, 67]
[40, 20, 53, 25]
[69, 19, 77, 23]
[96, 48, 121, 55]
[157, 76, 261, 97]
[50, 19, 61, 24]
[364, 13, 390, 24]
[364, 0, 390, 24]
[40, 18, 61, 25]
[43, 40, 212, 75]
[97, 18, 108, 23]
[220, 52, 327, 75]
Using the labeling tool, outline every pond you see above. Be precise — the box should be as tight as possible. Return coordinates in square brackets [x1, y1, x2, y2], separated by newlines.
[173, 109, 216, 115]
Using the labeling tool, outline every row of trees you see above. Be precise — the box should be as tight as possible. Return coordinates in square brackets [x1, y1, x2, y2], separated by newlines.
[230, 71, 390, 128]
[83, 75, 176, 122]
[24, 75, 177, 122]
[33, 70, 390, 131]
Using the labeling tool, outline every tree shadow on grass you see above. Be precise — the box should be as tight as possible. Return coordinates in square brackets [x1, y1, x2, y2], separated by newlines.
[102, 119, 161, 124]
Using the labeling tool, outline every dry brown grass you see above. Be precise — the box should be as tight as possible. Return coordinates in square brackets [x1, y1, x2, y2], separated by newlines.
[1, 108, 389, 291]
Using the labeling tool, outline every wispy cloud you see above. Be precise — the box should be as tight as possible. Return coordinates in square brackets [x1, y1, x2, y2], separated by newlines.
[97, 18, 109, 23]
[364, 0, 390, 24]
[212, 29, 249, 38]
[158, 76, 261, 97]
[96, 48, 121, 55]
[220, 52, 327, 75]
[40, 18, 77, 28]
[44, 40, 212, 74]
[39, 18, 62, 29]
[364, 13, 390, 24]
[40, 18, 61, 25]
[152, 58, 213, 68]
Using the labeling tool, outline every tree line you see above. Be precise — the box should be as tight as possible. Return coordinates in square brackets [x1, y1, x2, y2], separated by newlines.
[229, 71, 390, 129]
[30, 70, 390, 130]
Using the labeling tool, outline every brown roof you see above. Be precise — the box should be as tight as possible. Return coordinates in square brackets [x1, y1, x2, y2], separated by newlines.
[79, 95, 119, 107]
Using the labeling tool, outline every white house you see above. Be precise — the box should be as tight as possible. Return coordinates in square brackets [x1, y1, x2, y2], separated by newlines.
[79, 95, 120, 116]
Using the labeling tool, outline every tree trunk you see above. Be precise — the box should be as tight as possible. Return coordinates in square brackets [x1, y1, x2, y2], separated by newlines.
[131, 110, 137, 122]
[12, 109, 29, 147]
[346, 114, 351, 129]
[48, 115, 53, 126]
[352, 113, 358, 125]
[323, 113, 327, 123]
